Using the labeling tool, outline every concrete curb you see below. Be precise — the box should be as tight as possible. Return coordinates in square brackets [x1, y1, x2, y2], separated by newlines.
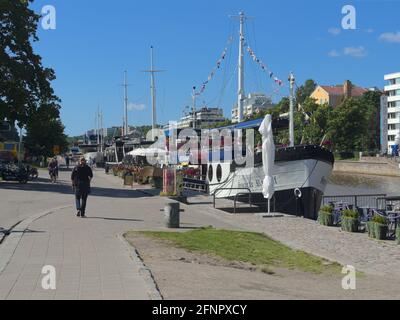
[0, 205, 72, 276]
[117, 234, 163, 300]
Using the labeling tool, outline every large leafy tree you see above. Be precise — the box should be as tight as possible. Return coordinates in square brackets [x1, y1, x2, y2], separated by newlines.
[296, 79, 317, 105]
[24, 106, 68, 157]
[327, 98, 369, 152]
[0, 0, 60, 127]
[360, 90, 382, 151]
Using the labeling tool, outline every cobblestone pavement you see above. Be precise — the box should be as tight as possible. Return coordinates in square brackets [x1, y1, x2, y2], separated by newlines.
[187, 195, 400, 277]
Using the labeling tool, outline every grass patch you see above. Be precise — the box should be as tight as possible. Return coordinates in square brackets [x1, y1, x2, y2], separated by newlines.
[129, 227, 342, 275]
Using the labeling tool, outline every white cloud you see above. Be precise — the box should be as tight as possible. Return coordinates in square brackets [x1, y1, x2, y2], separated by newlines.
[379, 31, 400, 43]
[365, 28, 374, 34]
[343, 46, 367, 58]
[328, 50, 340, 57]
[328, 27, 341, 36]
[127, 103, 146, 111]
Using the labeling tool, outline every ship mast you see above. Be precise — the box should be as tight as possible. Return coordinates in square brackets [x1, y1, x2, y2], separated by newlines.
[123, 71, 129, 136]
[231, 11, 248, 123]
[289, 72, 295, 147]
[143, 46, 164, 140]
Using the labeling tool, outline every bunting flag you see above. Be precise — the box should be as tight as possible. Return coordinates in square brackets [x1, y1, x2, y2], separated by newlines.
[194, 36, 233, 96]
[246, 45, 284, 86]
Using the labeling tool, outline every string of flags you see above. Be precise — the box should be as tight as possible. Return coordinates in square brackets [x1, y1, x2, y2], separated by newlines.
[195, 36, 234, 96]
[245, 44, 284, 87]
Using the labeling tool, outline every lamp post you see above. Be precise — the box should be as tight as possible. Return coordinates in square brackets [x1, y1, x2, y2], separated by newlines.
[18, 126, 23, 166]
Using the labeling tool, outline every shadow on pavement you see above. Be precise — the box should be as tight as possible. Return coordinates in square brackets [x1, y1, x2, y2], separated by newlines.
[86, 217, 144, 222]
[0, 180, 155, 199]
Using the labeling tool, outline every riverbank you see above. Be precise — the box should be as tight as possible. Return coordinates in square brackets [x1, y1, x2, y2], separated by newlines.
[333, 157, 400, 177]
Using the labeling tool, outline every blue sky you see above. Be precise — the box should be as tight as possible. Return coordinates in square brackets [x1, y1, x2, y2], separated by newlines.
[30, 0, 400, 136]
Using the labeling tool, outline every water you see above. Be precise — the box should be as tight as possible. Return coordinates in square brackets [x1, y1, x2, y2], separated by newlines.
[325, 172, 400, 196]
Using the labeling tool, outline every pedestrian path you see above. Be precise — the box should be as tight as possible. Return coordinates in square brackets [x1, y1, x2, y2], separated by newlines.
[0, 169, 237, 300]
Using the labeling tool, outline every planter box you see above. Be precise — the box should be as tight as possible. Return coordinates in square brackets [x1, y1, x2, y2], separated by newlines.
[318, 211, 334, 226]
[374, 223, 388, 240]
[341, 217, 359, 233]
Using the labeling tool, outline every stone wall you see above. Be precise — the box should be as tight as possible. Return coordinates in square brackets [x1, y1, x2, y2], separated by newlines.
[333, 160, 400, 177]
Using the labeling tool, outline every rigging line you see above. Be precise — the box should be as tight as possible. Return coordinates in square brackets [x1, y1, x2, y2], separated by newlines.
[245, 20, 262, 92]
[215, 32, 235, 108]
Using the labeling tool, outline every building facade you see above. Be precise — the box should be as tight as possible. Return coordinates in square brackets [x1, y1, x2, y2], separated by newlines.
[310, 80, 368, 108]
[177, 107, 225, 129]
[231, 93, 273, 123]
[384, 72, 400, 154]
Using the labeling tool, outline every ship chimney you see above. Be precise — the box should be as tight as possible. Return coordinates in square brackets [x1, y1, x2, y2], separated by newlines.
[343, 80, 352, 99]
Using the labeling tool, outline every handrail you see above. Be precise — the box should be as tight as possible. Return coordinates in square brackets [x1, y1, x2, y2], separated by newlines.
[212, 187, 252, 210]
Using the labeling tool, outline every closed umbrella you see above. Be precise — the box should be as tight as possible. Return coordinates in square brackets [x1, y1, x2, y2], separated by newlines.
[258, 114, 275, 213]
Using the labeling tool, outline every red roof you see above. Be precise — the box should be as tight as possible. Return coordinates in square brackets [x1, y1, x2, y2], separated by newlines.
[320, 85, 367, 97]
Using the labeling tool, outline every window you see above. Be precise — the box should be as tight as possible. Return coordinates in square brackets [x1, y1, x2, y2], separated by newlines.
[388, 124, 397, 130]
[388, 113, 396, 119]
[388, 135, 395, 142]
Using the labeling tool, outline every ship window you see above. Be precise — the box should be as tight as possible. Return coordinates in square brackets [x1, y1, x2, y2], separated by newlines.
[216, 164, 222, 182]
[208, 165, 213, 181]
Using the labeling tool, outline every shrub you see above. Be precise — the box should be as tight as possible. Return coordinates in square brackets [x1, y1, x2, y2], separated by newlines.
[320, 205, 333, 213]
[342, 209, 359, 219]
[396, 228, 400, 245]
[318, 210, 334, 226]
[372, 215, 388, 225]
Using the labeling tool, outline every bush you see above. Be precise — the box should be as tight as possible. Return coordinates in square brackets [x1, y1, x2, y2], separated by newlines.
[341, 210, 359, 232]
[372, 215, 388, 225]
[318, 210, 334, 226]
[320, 205, 333, 213]
[342, 209, 359, 219]
[396, 228, 400, 245]
[366, 221, 375, 238]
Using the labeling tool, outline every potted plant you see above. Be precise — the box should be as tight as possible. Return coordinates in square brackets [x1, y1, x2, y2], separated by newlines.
[366, 220, 375, 238]
[318, 205, 334, 226]
[371, 215, 388, 240]
[341, 209, 359, 232]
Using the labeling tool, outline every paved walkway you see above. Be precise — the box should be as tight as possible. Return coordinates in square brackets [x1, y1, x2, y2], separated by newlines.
[0, 168, 238, 300]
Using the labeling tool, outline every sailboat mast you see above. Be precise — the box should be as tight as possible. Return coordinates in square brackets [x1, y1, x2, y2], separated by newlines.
[150, 46, 156, 135]
[237, 11, 246, 123]
[124, 71, 129, 136]
[289, 72, 295, 147]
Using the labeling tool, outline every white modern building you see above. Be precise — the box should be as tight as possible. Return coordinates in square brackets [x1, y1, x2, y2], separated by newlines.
[231, 93, 273, 123]
[384, 72, 400, 154]
[176, 107, 225, 129]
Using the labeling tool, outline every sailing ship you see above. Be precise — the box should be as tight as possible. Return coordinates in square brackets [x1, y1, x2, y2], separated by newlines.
[205, 12, 334, 219]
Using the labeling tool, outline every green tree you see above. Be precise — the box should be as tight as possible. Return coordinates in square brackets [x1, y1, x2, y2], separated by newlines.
[327, 98, 369, 152]
[296, 79, 317, 105]
[0, 0, 60, 127]
[360, 90, 382, 151]
[24, 107, 68, 157]
[300, 98, 331, 145]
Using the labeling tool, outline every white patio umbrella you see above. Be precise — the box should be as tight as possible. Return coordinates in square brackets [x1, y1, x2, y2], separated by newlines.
[258, 114, 275, 214]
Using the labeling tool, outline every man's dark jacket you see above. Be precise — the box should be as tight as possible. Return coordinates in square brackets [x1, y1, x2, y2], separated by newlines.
[71, 165, 93, 195]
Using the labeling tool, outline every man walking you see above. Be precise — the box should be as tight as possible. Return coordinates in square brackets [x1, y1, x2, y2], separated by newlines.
[71, 157, 93, 218]
[65, 155, 70, 169]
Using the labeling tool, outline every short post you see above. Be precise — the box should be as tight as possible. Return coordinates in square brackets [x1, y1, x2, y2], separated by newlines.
[164, 201, 180, 228]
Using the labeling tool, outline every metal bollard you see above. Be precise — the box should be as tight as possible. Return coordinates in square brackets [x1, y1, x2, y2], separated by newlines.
[164, 201, 180, 228]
